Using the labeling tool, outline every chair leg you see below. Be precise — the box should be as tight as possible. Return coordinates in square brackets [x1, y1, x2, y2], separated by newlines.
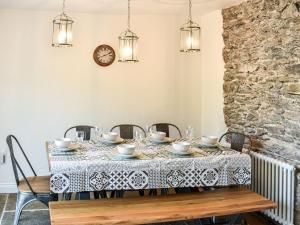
[138, 190, 144, 196]
[63, 193, 72, 200]
[110, 191, 116, 198]
[161, 188, 168, 196]
[94, 191, 107, 199]
[149, 189, 157, 196]
[116, 191, 124, 198]
[14, 192, 36, 225]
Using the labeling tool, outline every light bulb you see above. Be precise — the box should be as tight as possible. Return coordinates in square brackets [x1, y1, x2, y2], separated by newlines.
[58, 30, 67, 44]
[122, 45, 132, 59]
[186, 35, 193, 48]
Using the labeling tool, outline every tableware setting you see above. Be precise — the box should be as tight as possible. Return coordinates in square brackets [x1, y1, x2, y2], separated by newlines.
[53, 138, 80, 151]
[101, 132, 124, 145]
[149, 131, 173, 144]
[113, 144, 139, 160]
[170, 141, 193, 156]
[196, 136, 219, 148]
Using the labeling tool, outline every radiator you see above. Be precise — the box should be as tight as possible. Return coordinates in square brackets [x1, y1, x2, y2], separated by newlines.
[250, 152, 295, 225]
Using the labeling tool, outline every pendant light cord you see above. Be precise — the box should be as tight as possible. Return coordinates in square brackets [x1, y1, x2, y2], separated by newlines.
[62, 0, 66, 14]
[188, 0, 192, 21]
[127, 0, 131, 30]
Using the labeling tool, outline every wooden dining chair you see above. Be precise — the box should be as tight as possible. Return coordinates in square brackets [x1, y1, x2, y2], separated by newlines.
[219, 131, 252, 152]
[110, 124, 146, 139]
[6, 135, 57, 225]
[64, 125, 95, 141]
[150, 123, 182, 138]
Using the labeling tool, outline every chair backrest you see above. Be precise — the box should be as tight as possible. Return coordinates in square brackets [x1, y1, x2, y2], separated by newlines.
[64, 125, 95, 141]
[150, 123, 182, 138]
[110, 124, 146, 139]
[218, 131, 252, 152]
[6, 135, 37, 193]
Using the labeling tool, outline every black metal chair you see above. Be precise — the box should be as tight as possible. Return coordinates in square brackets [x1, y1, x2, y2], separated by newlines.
[219, 131, 252, 152]
[150, 123, 182, 138]
[64, 125, 95, 141]
[110, 124, 146, 198]
[110, 124, 146, 139]
[6, 135, 57, 225]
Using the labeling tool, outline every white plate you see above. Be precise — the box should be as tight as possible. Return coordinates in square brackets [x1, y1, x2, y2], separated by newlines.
[170, 150, 192, 156]
[150, 137, 173, 144]
[197, 142, 219, 148]
[53, 143, 79, 152]
[101, 137, 124, 145]
[114, 153, 138, 160]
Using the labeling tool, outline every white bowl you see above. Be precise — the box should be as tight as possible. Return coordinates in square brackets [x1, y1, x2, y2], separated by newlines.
[103, 132, 118, 141]
[151, 131, 166, 140]
[117, 144, 136, 155]
[54, 138, 72, 148]
[201, 136, 218, 145]
[172, 141, 191, 152]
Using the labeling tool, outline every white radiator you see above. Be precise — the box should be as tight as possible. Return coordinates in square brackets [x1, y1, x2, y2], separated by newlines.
[250, 152, 295, 225]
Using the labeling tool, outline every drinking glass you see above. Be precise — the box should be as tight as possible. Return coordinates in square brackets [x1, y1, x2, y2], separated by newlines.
[94, 126, 103, 142]
[76, 131, 84, 143]
[186, 125, 194, 141]
[145, 125, 152, 138]
[135, 131, 143, 148]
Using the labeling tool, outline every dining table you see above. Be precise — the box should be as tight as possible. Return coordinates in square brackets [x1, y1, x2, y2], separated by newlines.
[46, 138, 251, 194]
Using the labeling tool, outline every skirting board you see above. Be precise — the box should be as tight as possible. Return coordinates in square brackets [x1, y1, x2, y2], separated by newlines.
[0, 183, 17, 193]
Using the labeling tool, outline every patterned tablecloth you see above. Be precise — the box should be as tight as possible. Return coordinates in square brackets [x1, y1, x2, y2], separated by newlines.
[48, 139, 251, 193]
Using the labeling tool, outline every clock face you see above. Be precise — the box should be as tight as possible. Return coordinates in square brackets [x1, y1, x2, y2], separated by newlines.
[93, 45, 115, 67]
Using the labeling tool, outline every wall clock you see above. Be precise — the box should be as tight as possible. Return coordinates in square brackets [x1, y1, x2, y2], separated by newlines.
[93, 44, 115, 67]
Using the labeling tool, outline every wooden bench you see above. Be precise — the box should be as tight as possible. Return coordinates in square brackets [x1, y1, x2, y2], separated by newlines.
[49, 187, 276, 225]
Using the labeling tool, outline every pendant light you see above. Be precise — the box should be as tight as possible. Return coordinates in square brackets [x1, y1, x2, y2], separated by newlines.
[118, 0, 139, 62]
[180, 0, 200, 52]
[52, 0, 74, 47]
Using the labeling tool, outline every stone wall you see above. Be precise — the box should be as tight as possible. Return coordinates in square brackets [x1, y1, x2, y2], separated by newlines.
[222, 0, 300, 160]
[222, 0, 300, 223]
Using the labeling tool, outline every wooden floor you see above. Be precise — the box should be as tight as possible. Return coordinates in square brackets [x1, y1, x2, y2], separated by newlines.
[49, 188, 276, 225]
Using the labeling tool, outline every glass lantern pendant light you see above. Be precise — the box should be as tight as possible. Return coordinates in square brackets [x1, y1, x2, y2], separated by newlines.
[118, 0, 139, 62]
[180, 0, 200, 52]
[52, 0, 74, 47]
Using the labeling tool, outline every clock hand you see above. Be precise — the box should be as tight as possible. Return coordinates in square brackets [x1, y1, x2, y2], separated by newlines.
[100, 52, 112, 58]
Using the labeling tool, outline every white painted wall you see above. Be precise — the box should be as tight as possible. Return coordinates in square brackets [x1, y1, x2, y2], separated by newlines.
[200, 10, 226, 136]
[0, 10, 178, 191]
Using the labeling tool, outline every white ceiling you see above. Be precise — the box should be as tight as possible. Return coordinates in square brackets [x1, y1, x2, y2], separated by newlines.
[0, 0, 243, 15]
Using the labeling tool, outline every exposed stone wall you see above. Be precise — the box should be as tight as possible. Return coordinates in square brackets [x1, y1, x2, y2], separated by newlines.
[222, 0, 300, 160]
[223, 0, 300, 223]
